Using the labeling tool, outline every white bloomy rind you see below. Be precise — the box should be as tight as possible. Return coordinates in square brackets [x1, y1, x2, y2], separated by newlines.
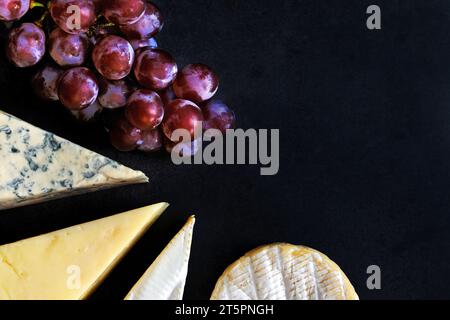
[0, 110, 148, 210]
[125, 216, 195, 300]
[211, 243, 359, 300]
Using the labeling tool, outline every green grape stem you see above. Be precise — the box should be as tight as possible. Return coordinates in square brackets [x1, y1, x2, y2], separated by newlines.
[30, 0, 46, 9]
[34, 11, 49, 28]
[97, 22, 116, 29]
[86, 21, 116, 38]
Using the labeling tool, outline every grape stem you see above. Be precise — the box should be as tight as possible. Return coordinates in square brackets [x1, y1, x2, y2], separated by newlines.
[86, 22, 116, 38]
[30, 0, 46, 9]
[97, 22, 116, 28]
[34, 11, 49, 28]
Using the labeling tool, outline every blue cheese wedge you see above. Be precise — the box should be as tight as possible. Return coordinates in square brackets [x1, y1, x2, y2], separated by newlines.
[0, 110, 148, 210]
[125, 216, 195, 300]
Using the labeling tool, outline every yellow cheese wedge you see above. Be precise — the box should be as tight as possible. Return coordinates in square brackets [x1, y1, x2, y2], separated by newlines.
[0, 202, 168, 300]
[125, 216, 195, 300]
[211, 243, 358, 300]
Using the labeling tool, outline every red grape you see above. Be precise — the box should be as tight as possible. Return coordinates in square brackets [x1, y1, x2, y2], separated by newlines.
[109, 116, 142, 151]
[49, 27, 90, 67]
[201, 100, 236, 133]
[130, 37, 157, 51]
[3, 0, 235, 158]
[6, 23, 45, 68]
[49, 0, 96, 34]
[137, 128, 163, 152]
[120, 2, 163, 40]
[31, 64, 63, 101]
[0, 0, 29, 21]
[164, 135, 200, 157]
[103, 0, 145, 26]
[98, 78, 130, 109]
[134, 48, 178, 91]
[58, 67, 99, 110]
[92, 35, 135, 80]
[173, 63, 219, 103]
[162, 99, 203, 141]
[71, 100, 103, 122]
[125, 89, 164, 130]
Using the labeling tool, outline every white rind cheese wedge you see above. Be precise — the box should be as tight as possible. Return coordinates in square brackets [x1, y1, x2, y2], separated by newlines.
[125, 216, 195, 300]
[0, 202, 168, 300]
[0, 110, 148, 210]
[211, 243, 359, 300]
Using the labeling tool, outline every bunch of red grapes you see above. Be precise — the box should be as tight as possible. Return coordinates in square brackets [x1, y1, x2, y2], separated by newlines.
[0, 0, 236, 153]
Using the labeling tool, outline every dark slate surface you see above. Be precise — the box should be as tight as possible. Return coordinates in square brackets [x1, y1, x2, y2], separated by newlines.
[1, 0, 450, 299]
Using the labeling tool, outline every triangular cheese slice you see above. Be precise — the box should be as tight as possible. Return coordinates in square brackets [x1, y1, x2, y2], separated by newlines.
[211, 243, 359, 300]
[125, 216, 195, 300]
[0, 110, 148, 210]
[0, 202, 168, 300]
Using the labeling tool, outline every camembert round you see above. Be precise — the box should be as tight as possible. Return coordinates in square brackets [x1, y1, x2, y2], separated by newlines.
[211, 243, 359, 300]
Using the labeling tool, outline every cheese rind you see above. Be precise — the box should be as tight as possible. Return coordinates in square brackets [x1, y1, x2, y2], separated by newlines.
[0, 110, 148, 210]
[211, 243, 359, 300]
[125, 216, 195, 300]
[0, 202, 168, 300]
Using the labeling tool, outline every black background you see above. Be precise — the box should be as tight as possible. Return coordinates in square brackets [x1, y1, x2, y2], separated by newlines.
[1, 0, 450, 300]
